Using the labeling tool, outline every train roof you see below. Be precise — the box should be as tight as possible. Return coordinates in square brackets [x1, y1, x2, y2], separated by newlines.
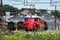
[25, 15, 43, 19]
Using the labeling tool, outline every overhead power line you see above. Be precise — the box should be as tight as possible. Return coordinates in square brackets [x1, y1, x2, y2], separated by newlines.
[10, 0, 60, 7]
[12, 0, 23, 2]
[12, 0, 60, 3]
[52, 1, 60, 3]
[27, 2, 50, 4]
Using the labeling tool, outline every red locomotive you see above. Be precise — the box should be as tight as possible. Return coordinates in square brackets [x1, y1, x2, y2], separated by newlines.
[24, 15, 48, 31]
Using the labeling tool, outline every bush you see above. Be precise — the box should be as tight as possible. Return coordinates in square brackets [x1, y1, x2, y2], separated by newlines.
[0, 30, 60, 40]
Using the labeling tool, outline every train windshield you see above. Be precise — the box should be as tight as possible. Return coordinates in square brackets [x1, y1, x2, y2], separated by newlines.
[35, 18, 40, 22]
[25, 18, 40, 22]
[25, 18, 34, 22]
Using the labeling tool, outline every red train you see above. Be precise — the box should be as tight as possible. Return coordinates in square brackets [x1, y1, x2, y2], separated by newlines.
[24, 15, 48, 31]
[2, 15, 48, 31]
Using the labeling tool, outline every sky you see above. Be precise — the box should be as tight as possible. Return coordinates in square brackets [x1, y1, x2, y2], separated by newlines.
[2, 0, 60, 10]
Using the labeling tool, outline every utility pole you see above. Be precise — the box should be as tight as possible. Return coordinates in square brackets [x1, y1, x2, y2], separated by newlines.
[0, 0, 2, 16]
[50, 0, 59, 30]
[54, 2, 57, 30]
[24, 0, 25, 6]
[24, 0, 28, 6]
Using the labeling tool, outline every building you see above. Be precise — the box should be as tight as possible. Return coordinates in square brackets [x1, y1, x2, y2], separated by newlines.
[42, 13, 60, 30]
[42, 13, 54, 21]
[8, 15, 24, 23]
[21, 10, 29, 15]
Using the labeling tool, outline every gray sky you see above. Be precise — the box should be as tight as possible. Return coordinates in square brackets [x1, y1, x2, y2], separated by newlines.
[2, 0, 60, 10]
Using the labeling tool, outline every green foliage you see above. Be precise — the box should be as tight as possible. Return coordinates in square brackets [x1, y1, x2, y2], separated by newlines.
[20, 8, 47, 15]
[51, 10, 60, 17]
[2, 5, 20, 12]
[37, 9, 47, 15]
[2, 5, 20, 16]
[0, 30, 60, 40]
[2, 5, 60, 19]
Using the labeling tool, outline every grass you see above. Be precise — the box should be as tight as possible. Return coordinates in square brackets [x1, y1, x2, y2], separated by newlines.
[0, 30, 60, 40]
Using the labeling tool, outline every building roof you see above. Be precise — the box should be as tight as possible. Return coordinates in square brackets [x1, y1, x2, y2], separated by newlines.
[9, 15, 24, 20]
[21, 10, 29, 15]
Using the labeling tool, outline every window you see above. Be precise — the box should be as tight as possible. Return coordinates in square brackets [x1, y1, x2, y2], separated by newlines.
[25, 18, 28, 22]
[35, 18, 39, 22]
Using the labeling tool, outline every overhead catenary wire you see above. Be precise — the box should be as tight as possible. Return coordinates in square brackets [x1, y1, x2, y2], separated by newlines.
[9, 0, 60, 9]
[12, 0, 60, 4]
[11, 0, 23, 2]
[10, 0, 60, 6]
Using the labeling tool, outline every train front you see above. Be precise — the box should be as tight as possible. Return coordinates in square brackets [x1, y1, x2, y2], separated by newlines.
[24, 15, 40, 31]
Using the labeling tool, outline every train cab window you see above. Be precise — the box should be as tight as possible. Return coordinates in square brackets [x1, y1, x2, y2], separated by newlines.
[29, 18, 34, 22]
[25, 18, 28, 22]
[28, 18, 34, 22]
[31, 19, 34, 22]
[25, 18, 34, 22]
[35, 18, 39, 22]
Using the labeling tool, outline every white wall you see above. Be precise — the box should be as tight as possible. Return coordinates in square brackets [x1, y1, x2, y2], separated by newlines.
[6, 12, 10, 21]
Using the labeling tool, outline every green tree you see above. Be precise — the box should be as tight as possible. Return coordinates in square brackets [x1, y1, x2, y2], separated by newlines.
[2, 5, 20, 16]
[51, 10, 60, 18]
[20, 8, 48, 16]
[20, 8, 37, 15]
[38, 9, 47, 15]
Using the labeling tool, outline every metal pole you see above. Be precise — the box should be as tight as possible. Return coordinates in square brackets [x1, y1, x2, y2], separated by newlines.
[24, 0, 25, 6]
[54, 3, 57, 30]
[50, 0, 53, 6]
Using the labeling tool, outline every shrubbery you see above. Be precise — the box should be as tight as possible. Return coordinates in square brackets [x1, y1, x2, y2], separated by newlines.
[0, 30, 60, 40]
